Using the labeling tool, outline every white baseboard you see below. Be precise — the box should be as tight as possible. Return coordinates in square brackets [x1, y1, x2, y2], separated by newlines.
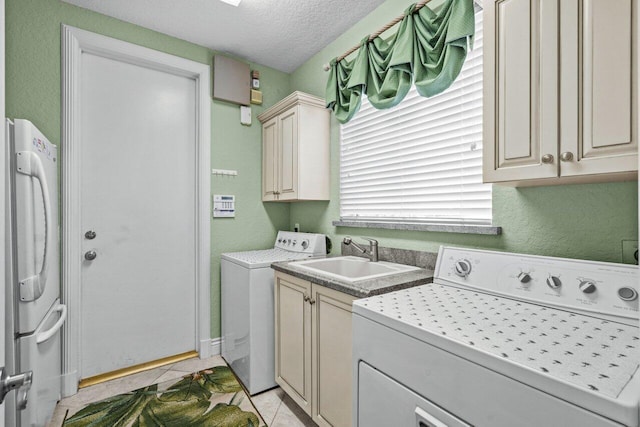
[61, 371, 79, 398]
[199, 337, 221, 358]
[210, 337, 221, 355]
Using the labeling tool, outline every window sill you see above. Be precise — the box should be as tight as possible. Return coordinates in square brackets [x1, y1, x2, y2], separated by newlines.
[332, 220, 502, 235]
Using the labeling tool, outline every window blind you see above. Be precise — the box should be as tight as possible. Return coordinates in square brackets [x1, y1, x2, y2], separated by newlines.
[339, 9, 490, 225]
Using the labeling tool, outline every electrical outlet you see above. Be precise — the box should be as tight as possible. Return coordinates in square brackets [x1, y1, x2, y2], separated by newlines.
[622, 240, 638, 264]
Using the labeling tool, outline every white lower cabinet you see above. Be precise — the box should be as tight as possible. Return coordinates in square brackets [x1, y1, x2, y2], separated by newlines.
[274, 271, 355, 427]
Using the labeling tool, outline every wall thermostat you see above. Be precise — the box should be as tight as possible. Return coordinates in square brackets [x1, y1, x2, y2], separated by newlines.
[213, 195, 235, 218]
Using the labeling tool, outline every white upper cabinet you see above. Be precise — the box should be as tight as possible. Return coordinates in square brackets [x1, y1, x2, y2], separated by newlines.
[262, 116, 279, 200]
[258, 91, 330, 201]
[560, 0, 638, 178]
[484, 0, 638, 186]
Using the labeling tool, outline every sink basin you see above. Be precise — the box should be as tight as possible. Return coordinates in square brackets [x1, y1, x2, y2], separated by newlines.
[292, 256, 420, 282]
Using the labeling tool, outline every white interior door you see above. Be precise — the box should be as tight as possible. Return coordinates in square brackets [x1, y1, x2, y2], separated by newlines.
[79, 52, 198, 379]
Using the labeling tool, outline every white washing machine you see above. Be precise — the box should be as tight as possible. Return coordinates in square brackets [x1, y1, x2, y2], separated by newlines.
[221, 231, 326, 395]
[353, 246, 640, 427]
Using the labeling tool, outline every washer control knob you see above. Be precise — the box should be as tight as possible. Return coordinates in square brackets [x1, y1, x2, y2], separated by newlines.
[618, 287, 638, 302]
[301, 240, 309, 249]
[454, 259, 472, 278]
[546, 275, 562, 289]
[292, 240, 297, 245]
[518, 272, 532, 284]
[579, 280, 597, 294]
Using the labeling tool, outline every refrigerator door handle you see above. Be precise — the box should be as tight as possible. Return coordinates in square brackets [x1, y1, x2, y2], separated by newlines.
[36, 304, 67, 344]
[16, 150, 52, 301]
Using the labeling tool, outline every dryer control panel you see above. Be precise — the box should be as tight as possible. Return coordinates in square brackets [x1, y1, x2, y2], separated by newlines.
[435, 246, 639, 322]
[274, 231, 326, 255]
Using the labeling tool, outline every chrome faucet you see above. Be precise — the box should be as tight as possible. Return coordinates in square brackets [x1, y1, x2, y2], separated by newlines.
[343, 236, 379, 262]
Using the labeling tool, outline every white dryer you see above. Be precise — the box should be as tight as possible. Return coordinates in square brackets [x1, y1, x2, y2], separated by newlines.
[353, 246, 640, 427]
[221, 231, 325, 395]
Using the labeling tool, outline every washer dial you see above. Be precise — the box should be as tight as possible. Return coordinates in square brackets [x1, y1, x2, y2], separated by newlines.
[518, 272, 532, 284]
[546, 275, 562, 290]
[579, 280, 597, 294]
[454, 259, 472, 278]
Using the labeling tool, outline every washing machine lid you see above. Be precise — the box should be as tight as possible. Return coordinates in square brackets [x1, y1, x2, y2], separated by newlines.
[353, 283, 640, 427]
[221, 248, 317, 269]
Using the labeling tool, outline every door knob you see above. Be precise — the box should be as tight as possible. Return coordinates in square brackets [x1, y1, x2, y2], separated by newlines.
[84, 250, 97, 261]
[84, 230, 96, 239]
[0, 367, 32, 405]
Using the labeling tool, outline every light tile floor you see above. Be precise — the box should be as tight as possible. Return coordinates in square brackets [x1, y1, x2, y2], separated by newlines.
[46, 355, 316, 427]
[252, 387, 316, 427]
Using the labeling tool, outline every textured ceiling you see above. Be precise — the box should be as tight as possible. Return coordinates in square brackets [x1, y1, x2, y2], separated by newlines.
[61, 0, 387, 73]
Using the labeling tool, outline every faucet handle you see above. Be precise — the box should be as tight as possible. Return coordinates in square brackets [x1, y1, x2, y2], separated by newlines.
[361, 237, 379, 246]
[361, 237, 379, 262]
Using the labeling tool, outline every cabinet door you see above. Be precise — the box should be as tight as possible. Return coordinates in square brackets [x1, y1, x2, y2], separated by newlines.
[560, 0, 638, 177]
[311, 285, 355, 427]
[274, 272, 312, 415]
[483, 0, 559, 183]
[277, 107, 299, 200]
[262, 117, 278, 201]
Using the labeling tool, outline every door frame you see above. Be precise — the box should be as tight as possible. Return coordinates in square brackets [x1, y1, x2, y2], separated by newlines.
[61, 25, 211, 396]
[1, 0, 6, 423]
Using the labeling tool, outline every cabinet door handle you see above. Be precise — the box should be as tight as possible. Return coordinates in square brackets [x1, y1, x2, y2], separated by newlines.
[541, 154, 554, 164]
[309, 298, 316, 305]
[303, 295, 310, 302]
[560, 152, 574, 162]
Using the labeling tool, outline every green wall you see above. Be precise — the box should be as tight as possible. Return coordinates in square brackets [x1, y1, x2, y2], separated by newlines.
[5, 0, 291, 338]
[5, 0, 638, 343]
[289, 0, 638, 263]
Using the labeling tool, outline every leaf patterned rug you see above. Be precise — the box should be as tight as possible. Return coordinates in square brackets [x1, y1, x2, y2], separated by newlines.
[63, 366, 266, 427]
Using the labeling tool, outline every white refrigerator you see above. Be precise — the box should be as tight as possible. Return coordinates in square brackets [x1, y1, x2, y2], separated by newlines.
[5, 119, 65, 426]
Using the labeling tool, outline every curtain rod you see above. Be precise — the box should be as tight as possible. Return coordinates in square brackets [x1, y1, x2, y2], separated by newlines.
[323, 0, 433, 71]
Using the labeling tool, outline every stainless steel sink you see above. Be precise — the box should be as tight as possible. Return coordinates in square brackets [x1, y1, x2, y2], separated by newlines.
[292, 256, 420, 282]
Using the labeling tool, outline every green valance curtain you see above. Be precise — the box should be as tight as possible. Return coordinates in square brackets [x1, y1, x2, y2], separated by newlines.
[325, 0, 476, 124]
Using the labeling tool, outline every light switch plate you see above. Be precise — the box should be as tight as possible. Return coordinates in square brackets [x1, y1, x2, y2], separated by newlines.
[622, 240, 638, 264]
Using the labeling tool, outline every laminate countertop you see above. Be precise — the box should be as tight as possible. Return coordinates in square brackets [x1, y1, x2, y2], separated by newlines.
[271, 258, 434, 298]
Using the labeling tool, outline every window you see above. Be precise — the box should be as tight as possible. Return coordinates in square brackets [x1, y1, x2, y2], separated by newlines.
[339, 8, 490, 227]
